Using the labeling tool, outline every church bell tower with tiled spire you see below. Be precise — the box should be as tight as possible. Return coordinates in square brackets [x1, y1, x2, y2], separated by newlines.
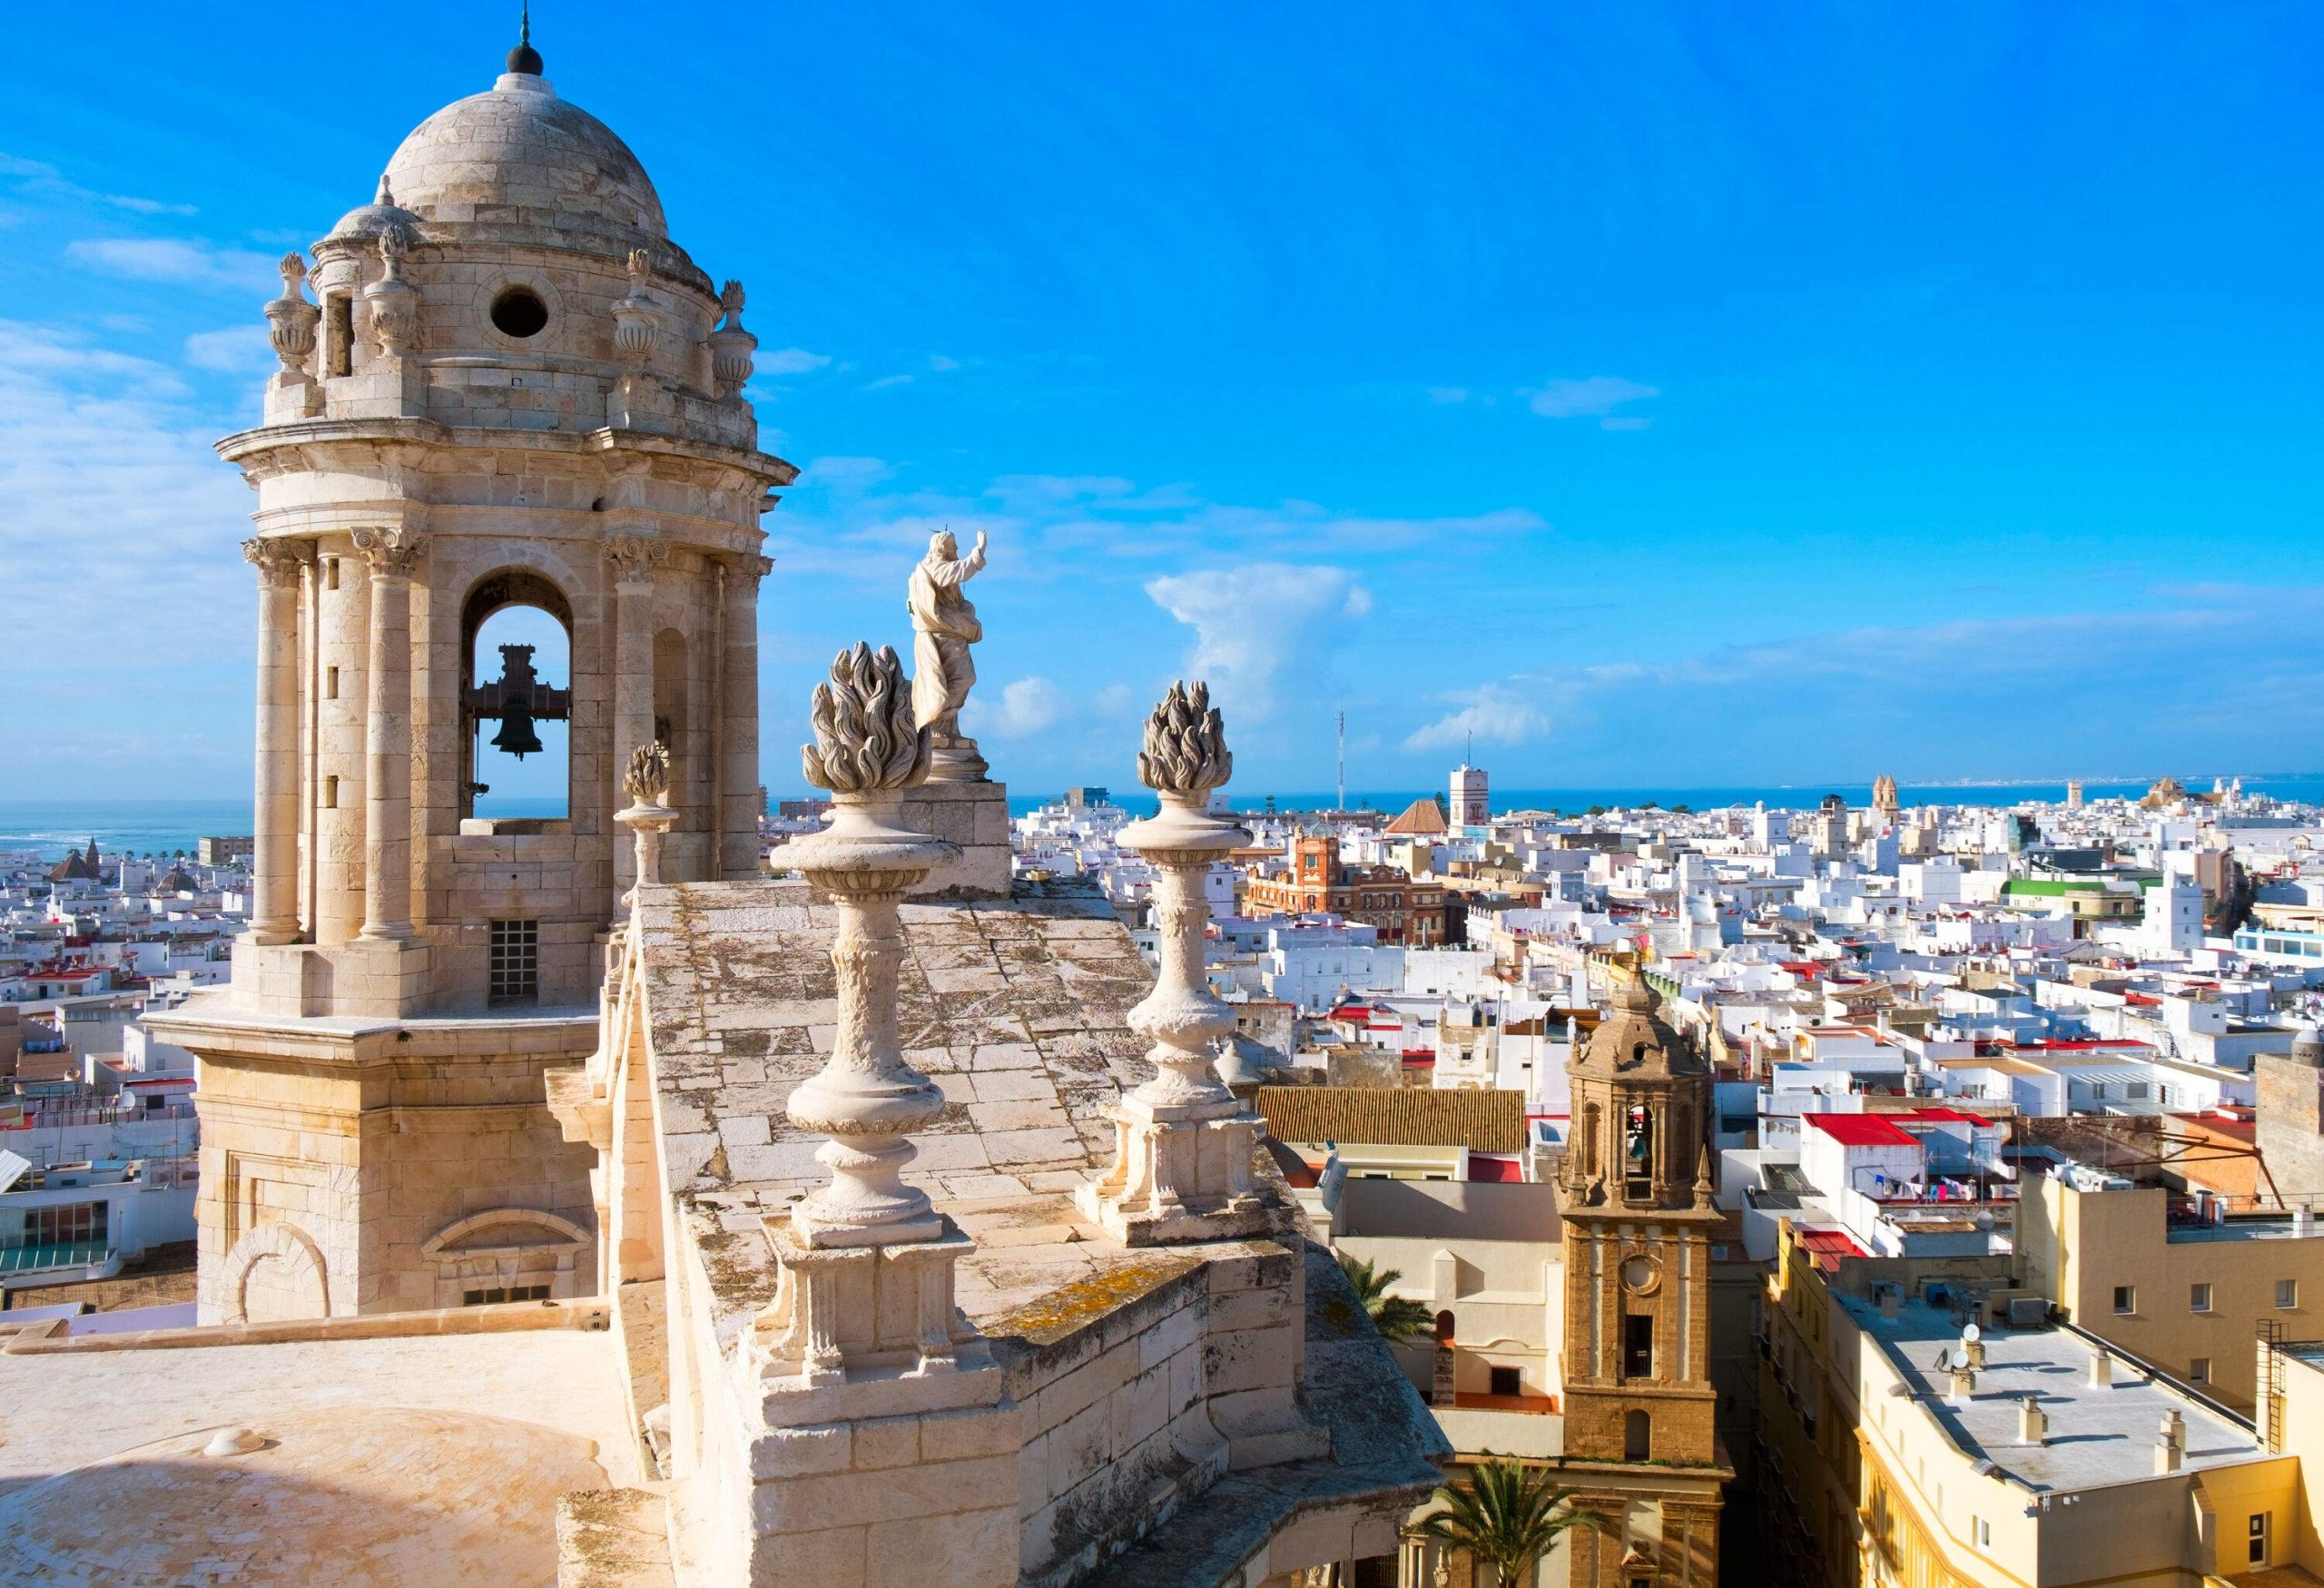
[1557, 972, 1730, 1584]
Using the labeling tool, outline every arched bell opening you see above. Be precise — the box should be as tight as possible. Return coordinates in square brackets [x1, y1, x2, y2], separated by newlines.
[461, 569, 574, 823]
[1622, 1098, 1657, 1203]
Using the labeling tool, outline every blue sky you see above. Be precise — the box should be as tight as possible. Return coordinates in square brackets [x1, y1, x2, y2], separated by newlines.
[4, 4, 2321, 803]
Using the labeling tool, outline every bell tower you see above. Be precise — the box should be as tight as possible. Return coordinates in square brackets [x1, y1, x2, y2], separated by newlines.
[149, 31, 795, 1324]
[1557, 972, 1730, 1584]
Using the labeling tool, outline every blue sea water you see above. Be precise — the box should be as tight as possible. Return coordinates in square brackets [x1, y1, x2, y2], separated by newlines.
[9, 775, 2321, 862]
[1006, 775, 2324, 820]
[0, 797, 574, 861]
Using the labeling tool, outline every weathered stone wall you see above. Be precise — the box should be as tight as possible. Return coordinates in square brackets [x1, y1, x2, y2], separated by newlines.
[1001, 1244, 1314, 1587]
[181, 1021, 597, 1324]
[609, 879, 1443, 1588]
[2258, 1055, 2324, 1195]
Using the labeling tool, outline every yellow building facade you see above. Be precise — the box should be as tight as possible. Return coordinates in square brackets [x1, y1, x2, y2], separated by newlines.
[2021, 1175, 2324, 1414]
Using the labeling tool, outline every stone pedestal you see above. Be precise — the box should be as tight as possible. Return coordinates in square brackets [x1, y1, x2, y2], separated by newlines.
[897, 778, 1011, 899]
[746, 1218, 1018, 1588]
[1078, 735, 1268, 1245]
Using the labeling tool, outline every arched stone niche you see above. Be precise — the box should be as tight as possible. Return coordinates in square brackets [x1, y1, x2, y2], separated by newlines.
[221, 1220, 330, 1324]
[419, 1208, 590, 1307]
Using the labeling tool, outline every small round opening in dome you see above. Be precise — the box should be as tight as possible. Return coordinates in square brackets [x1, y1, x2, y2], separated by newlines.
[491, 288, 549, 339]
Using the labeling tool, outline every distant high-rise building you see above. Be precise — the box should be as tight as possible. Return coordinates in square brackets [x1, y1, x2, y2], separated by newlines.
[1451, 762, 1489, 827]
[2067, 778, 2085, 809]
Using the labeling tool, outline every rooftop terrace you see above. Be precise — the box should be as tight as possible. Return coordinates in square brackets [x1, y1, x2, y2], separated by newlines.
[1846, 1294, 2265, 1493]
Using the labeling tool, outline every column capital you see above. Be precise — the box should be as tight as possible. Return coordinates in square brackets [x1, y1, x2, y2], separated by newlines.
[242, 537, 313, 588]
[350, 525, 422, 578]
[605, 534, 668, 585]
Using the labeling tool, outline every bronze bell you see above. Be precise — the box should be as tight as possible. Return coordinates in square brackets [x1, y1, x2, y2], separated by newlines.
[490, 702, 545, 759]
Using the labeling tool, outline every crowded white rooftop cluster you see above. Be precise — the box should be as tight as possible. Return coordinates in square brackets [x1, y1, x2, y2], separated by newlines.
[1011, 771, 2324, 1209]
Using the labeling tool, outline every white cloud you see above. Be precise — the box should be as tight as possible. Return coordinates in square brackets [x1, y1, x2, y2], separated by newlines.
[759, 347, 831, 375]
[984, 676, 1068, 738]
[864, 372, 914, 391]
[928, 353, 962, 372]
[803, 454, 895, 490]
[183, 324, 273, 372]
[1144, 563, 1371, 723]
[0, 319, 258, 796]
[1403, 682, 1551, 753]
[1521, 374, 1659, 424]
[67, 237, 276, 293]
[1412, 588, 2324, 784]
[0, 153, 194, 217]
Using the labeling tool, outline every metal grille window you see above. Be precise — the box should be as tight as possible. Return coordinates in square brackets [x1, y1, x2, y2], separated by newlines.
[463, 1283, 551, 1307]
[488, 919, 539, 1006]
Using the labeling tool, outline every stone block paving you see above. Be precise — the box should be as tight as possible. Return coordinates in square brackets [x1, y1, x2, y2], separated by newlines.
[636, 878, 1160, 1324]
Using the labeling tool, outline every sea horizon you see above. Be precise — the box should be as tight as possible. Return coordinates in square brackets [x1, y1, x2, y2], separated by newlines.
[6, 771, 2320, 862]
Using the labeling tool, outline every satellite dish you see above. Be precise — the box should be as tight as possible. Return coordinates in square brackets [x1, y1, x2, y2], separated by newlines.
[1963, 1323, 1983, 1343]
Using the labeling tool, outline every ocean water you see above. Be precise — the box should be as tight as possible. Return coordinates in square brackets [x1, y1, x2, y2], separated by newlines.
[1006, 775, 2324, 820]
[0, 797, 570, 862]
[9, 774, 2320, 862]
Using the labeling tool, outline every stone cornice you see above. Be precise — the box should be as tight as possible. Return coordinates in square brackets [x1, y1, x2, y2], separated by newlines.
[217, 416, 793, 495]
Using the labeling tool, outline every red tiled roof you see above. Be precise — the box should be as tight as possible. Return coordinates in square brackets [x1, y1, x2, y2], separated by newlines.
[1796, 1227, 1871, 1272]
[1802, 1113, 1919, 1148]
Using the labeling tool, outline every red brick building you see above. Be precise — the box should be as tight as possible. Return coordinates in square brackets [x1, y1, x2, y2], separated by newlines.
[1243, 835, 1449, 945]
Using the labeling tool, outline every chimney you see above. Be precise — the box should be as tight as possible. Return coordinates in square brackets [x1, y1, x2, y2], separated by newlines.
[1878, 1287, 1900, 1322]
[2156, 1409, 2184, 1474]
[2298, 1203, 2315, 1238]
[1963, 1330, 1987, 1370]
[2020, 1395, 2048, 1445]
[1949, 1365, 1976, 1405]
[2091, 1351, 2113, 1388]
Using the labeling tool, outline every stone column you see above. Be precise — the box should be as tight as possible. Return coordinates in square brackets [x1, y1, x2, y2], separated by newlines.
[313, 545, 370, 946]
[717, 554, 768, 879]
[606, 538, 663, 912]
[243, 538, 309, 944]
[353, 528, 419, 941]
[1079, 681, 1268, 1244]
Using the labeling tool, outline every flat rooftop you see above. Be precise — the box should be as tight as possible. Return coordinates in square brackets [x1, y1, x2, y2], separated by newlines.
[1845, 1294, 2265, 1493]
[2167, 1213, 2324, 1244]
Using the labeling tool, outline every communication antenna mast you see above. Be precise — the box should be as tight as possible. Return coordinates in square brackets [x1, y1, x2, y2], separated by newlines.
[1335, 710, 1345, 813]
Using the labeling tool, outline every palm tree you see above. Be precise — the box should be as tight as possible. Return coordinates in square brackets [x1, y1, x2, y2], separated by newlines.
[1336, 1252, 1436, 1345]
[1404, 1457, 1604, 1586]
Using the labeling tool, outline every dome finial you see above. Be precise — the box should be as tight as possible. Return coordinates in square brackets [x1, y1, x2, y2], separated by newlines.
[507, 1, 543, 75]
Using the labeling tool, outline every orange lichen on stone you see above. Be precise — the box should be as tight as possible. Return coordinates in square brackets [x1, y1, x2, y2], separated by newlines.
[984, 1251, 1204, 1346]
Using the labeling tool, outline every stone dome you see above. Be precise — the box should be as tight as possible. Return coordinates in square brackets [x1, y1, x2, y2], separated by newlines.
[382, 72, 667, 241]
[1576, 975, 1705, 1078]
[2294, 1022, 2324, 1069]
[322, 176, 425, 249]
